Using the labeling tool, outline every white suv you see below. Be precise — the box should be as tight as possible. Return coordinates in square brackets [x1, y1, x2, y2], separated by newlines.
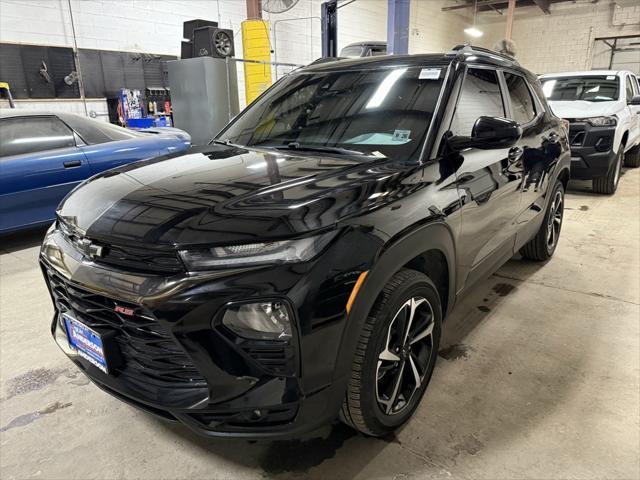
[539, 70, 640, 194]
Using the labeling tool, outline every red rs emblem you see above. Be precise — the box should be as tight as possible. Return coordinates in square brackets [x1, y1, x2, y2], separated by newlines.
[115, 305, 134, 316]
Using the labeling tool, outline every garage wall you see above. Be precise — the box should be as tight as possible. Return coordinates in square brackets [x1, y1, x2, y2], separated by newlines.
[0, 0, 471, 100]
[475, 1, 640, 75]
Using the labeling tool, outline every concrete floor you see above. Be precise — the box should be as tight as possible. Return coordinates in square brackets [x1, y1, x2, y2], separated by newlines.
[1, 169, 639, 480]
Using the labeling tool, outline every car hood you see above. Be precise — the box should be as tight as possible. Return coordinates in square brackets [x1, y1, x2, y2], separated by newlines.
[547, 100, 622, 119]
[57, 144, 418, 246]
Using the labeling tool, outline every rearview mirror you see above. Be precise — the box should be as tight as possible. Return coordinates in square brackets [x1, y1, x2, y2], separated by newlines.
[447, 116, 523, 150]
[628, 95, 640, 106]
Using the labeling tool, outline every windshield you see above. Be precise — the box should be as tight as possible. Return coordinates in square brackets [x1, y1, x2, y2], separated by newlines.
[218, 66, 445, 162]
[541, 75, 619, 102]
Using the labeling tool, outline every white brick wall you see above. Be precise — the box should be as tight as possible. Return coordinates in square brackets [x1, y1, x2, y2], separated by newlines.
[7, 0, 636, 111]
[474, 1, 640, 75]
[0, 0, 472, 111]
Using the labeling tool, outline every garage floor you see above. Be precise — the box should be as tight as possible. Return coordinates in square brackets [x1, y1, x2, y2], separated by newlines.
[1, 169, 639, 480]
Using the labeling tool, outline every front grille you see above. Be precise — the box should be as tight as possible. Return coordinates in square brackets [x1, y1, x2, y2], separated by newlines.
[58, 221, 183, 274]
[97, 243, 184, 274]
[43, 263, 207, 394]
[187, 403, 298, 430]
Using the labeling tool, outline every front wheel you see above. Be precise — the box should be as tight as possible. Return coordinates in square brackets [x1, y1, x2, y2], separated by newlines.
[520, 180, 565, 262]
[339, 269, 442, 436]
[624, 145, 640, 168]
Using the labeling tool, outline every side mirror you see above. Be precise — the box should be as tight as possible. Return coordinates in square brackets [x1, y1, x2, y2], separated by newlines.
[447, 116, 523, 150]
[628, 95, 640, 106]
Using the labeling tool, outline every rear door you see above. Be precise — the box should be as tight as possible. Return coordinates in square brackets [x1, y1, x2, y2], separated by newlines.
[450, 66, 524, 288]
[501, 71, 563, 235]
[0, 115, 91, 232]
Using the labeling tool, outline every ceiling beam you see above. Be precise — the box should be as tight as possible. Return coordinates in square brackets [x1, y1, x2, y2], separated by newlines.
[532, 0, 551, 14]
[441, 0, 512, 12]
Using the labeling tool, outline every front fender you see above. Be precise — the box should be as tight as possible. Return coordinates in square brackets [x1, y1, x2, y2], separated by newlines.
[331, 221, 456, 388]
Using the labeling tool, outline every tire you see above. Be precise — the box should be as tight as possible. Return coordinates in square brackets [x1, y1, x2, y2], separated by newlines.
[593, 148, 623, 194]
[339, 269, 442, 436]
[624, 145, 640, 168]
[520, 180, 565, 262]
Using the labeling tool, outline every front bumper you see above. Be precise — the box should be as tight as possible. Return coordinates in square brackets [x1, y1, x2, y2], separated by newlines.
[567, 123, 617, 179]
[40, 226, 379, 438]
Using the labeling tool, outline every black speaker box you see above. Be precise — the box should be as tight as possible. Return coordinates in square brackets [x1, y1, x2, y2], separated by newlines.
[183, 19, 219, 40]
[181, 41, 193, 59]
[192, 27, 235, 58]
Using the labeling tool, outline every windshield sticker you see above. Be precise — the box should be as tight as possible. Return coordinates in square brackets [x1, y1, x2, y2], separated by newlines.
[606, 75, 615, 80]
[392, 130, 411, 142]
[419, 68, 441, 80]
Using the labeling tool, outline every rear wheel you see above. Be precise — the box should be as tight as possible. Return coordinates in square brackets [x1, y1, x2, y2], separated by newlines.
[339, 269, 442, 436]
[593, 148, 623, 194]
[520, 180, 565, 262]
[624, 145, 640, 168]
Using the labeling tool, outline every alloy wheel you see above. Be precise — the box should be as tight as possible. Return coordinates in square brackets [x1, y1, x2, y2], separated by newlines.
[376, 297, 435, 416]
[546, 189, 563, 251]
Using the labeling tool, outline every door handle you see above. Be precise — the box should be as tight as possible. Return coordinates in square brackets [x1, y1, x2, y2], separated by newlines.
[63, 160, 82, 168]
[508, 146, 523, 163]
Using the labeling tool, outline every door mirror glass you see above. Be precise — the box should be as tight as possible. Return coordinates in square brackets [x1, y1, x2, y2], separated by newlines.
[447, 116, 522, 150]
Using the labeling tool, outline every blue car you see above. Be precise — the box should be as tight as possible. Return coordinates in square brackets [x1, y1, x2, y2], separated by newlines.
[0, 110, 191, 234]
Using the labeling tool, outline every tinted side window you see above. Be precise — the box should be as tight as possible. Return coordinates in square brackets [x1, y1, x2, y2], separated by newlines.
[504, 73, 537, 124]
[62, 116, 143, 144]
[625, 76, 634, 100]
[0, 116, 76, 157]
[451, 68, 504, 136]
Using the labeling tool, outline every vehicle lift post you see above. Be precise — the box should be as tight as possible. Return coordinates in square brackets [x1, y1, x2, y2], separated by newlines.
[321, 0, 338, 58]
[321, 0, 410, 57]
[387, 0, 410, 55]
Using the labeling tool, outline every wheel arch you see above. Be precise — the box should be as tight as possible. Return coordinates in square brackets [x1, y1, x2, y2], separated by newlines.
[332, 221, 456, 384]
[556, 165, 570, 191]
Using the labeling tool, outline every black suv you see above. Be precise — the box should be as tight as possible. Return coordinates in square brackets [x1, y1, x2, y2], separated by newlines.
[41, 45, 570, 438]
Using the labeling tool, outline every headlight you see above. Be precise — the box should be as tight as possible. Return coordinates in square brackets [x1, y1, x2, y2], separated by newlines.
[582, 116, 617, 127]
[179, 231, 336, 270]
[222, 301, 292, 340]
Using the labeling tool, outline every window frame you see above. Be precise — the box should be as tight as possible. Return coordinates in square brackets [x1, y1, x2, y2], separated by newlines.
[631, 75, 640, 96]
[0, 115, 79, 158]
[499, 69, 544, 128]
[624, 75, 635, 102]
[447, 64, 508, 137]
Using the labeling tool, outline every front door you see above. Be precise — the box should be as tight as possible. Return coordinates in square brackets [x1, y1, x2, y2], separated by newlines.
[448, 67, 524, 289]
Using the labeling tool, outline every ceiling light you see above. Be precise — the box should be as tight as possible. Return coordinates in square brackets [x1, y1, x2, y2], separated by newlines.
[464, 0, 483, 38]
[464, 27, 483, 37]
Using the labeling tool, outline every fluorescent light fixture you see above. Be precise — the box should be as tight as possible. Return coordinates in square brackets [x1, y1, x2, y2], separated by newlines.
[464, 27, 483, 37]
[366, 68, 408, 109]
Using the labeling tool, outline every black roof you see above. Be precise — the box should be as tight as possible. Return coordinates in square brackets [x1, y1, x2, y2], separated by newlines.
[303, 44, 524, 75]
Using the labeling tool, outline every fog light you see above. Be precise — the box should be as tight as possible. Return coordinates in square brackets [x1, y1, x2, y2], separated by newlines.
[222, 301, 292, 340]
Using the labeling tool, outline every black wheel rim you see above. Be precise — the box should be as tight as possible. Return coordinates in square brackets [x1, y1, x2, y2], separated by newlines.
[214, 32, 232, 56]
[546, 189, 563, 251]
[376, 297, 435, 416]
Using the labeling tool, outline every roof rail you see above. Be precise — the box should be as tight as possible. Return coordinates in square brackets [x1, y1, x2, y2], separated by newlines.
[446, 43, 519, 65]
